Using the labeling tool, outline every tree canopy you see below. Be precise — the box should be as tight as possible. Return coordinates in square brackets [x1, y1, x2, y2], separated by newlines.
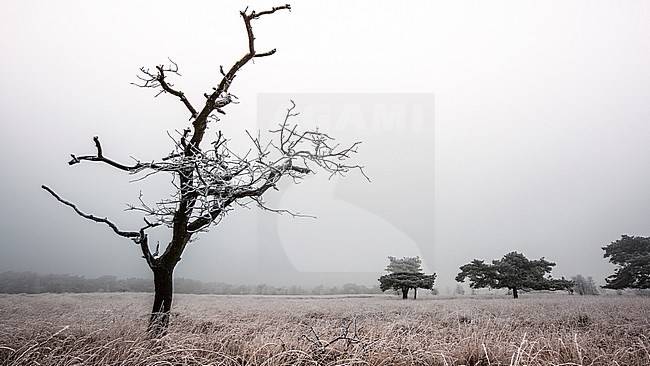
[385, 256, 423, 273]
[378, 256, 436, 299]
[602, 235, 650, 289]
[455, 251, 573, 298]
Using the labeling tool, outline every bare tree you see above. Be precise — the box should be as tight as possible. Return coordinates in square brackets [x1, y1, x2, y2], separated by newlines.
[571, 274, 599, 295]
[42, 4, 365, 336]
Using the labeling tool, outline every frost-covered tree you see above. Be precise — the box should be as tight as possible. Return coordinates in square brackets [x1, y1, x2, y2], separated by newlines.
[379, 256, 436, 299]
[42, 4, 365, 336]
[456, 252, 573, 299]
[602, 235, 650, 290]
[385, 256, 424, 273]
[571, 274, 599, 295]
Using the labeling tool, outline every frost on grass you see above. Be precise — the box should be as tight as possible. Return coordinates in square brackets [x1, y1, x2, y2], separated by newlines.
[0, 293, 648, 365]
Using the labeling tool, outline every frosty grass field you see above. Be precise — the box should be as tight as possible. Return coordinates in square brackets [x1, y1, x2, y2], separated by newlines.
[0, 292, 648, 365]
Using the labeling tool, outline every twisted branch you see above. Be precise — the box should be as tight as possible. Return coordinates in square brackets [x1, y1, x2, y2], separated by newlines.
[41, 185, 161, 268]
[132, 59, 198, 119]
[68, 136, 165, 173]
[41, 185, 159, 241]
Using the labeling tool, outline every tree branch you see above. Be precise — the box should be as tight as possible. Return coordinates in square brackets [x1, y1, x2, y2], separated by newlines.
[156, 64, 198, 119]
[69, 136, 165, 173]
[183, 102, 365, 233]
[190, 4, 291, 148]
[132, 60, 198, 119]
[138, 224, 157, 269]
[41, 185, 159, 244]
[248, 4, 291, 19]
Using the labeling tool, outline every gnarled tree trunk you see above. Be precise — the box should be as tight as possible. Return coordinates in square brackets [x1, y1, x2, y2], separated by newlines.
[512, 287, 519, 299]
[148, 265, 175, 336]
[402, 287, 409, 299]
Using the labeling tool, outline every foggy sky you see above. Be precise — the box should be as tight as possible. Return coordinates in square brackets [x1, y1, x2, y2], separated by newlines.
[1, 1, 649, 291]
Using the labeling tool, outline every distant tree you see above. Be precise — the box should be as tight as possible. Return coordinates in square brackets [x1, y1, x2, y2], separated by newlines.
[342, 283, 364, 294]
[571, 274, 599, 295]
[454, 283, 465, 295]
[92, 275, 121, 292]
[379, 272, 436, 299]
[311, 285, 324, 296]
[602, 235, 650, 289]
[41, 5, 365, 336]
[378, 256, 436, 299]
[455, 251, 573, 299]
[329, 286, 341, 295]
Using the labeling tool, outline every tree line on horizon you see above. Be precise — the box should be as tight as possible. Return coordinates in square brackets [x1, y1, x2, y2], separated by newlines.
[0, 271, 382, 296]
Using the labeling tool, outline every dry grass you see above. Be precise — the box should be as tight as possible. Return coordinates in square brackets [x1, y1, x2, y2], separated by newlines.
[0, 293, 648, 365]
